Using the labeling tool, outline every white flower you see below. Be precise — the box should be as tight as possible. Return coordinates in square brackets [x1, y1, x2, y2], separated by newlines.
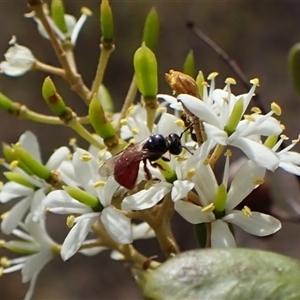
[159, 76, 282, 171]
[0, 36, 35, 76]
[0, 131, 69, 234]
[1, 215, 58, 300]
[172, 156, 281, 247]
[25, 7, 92, 45]
[45, 148, 132, 261]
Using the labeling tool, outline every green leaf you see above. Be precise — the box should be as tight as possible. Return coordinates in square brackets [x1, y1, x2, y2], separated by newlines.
[142, 248, 300, 300]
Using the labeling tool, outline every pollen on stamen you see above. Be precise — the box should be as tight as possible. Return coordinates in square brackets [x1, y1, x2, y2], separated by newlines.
[242, 206, 252, 217]
[253, 178, 264, 185]
[1, 211, 8, 220]
[187, 168, 196, 179]
[129, 138, 136, 144]
[202, 203, 215, 213]
[175, 119, 185, 127]
[69, 138, 77, 147]
[120, 118, 127, 126]
[9, 160, 18, 170]
[280, 134, 288, 140]
[207, 72, 218, 80]
[131, 128, 140, 135]
[66, 215, 75, 228]
[93, 181, 106, 188]
[250, 78, 260, 86]
[0, 257, 9, 267]
[126, 106, 134, 117]
[251, 107, 262, 114]
[224, 149, 232, 157]
[80, 153, 91, 162]
[81, 6, 93, 16]
[201, 81, 209, 87]
[271, 102, 282, 116]
[157, 106, 167, 114]
[280, 124, 286, 131]
[0, 240, 5, 247]
[244, 115, 255, 122]
[225, 77, 236, 85]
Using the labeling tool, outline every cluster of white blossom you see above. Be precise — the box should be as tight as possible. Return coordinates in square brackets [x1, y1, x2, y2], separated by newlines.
[1, 2, 300, 300]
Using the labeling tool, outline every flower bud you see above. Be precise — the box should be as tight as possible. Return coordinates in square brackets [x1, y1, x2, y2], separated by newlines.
[196, 71, 205, 99]
[224, 98, 244, 135]
[183, 50, 196, 78]
[13, 145, 52, 180]
[142, 7, 159, 51]
[97, 84, 114, 113]
[63, 186, 103, 210]
[100, 0, 114, 45]
[213, 183, 227, 213]
[51, 0, 68, 34]
[134, 43, 158, 98]
[89, 95, 117, 143]
[3, 171, 35, 188]
[42, 76, 68, 117]
[0, 93, 16, 112]
[288, 43, 300, 98]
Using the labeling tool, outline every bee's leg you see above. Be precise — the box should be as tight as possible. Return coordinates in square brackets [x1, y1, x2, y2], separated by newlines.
[143, 158, 152, 181]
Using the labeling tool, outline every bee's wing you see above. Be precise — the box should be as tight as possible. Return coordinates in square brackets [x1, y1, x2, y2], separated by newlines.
[98, 139, 147, 178]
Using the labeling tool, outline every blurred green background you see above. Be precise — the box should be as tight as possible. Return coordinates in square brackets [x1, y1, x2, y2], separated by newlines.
[1, 1, 300, 299]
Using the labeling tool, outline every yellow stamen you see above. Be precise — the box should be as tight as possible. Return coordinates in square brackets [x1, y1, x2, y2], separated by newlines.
[131, 128, 139, 135]
[207, 72, 218, 80]
[120, 118, 127, 126]
[225, 77, 236, 85]
[0, 257, 9, 267]
[69, 138, 77, 146]
[250, 78, 260, 86]
[126, 106, 134, 117]
[202, 203, 215, 213]
[251, 107, 262, 114]
[224, 149, 232, 157]
[175, 119, 185, 127]
[80, 153, 91, 162]
[66, 215, 75, 228]
[253, 178, 264, 185]
[271, 102, 282, 116]
[157, 106, 167, 114]
[1, 211, 8, 220]
[93, 181, 106, 188]
[81, 6, 93, 16]
[244, 115, 255, 122]
[129, 138, 136, 144]
[187, 168, 196, 179]
[9, 160, 18, 170]
[0, 240, 5, 247]
[242, 205, 252, 217]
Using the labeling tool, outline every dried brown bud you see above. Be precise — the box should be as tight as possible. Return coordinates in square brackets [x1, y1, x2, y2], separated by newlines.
[165, 70, 200, 98]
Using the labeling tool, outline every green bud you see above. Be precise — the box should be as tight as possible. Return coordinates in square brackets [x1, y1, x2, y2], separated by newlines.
[63, 186, 103, 210]
[42, 76, 68, 117]
[89, 95, 116, 140]
[97, 84, 114, 113]
[4, 172, 35, 188]
[183, 50, 196, 78]
[196, 71, 205, 99]
[142, 7, 159, 51]
[0, 93, 15, 112]
[101, 0, 114, 44]
[264, 135, 278, 149]
[51, 0, 68, 34]
[288, 43, 300, 98]
[13, 145, 51, 180]
[2, 143, 33, 174]
[134, 43, 158, 98]
[224, 98, 244, 135]
[213, 183, 227, 213]
[155, 158, 177, 183]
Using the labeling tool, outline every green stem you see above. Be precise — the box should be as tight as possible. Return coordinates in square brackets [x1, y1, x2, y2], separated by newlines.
[89, 44, 115, 100]
[35, 60, 66, 77]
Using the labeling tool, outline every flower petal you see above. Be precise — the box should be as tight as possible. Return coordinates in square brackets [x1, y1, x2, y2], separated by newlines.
[101, 207, 132, 244]
[223, 210, 282, 236]
[19, 131, 42, 163]
[211, 219, 236, 247]
[171, 180, 194, 202]
[174, 200, 214, 224]
[45, 146, 70, 169]
[122, 182, 172, 211]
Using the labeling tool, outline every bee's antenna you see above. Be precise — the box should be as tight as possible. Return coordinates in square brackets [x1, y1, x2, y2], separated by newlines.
[179, 122, 194, 139]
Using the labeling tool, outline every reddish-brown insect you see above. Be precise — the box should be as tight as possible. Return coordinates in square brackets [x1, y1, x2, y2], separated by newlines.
[99, 126, 193, 189]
